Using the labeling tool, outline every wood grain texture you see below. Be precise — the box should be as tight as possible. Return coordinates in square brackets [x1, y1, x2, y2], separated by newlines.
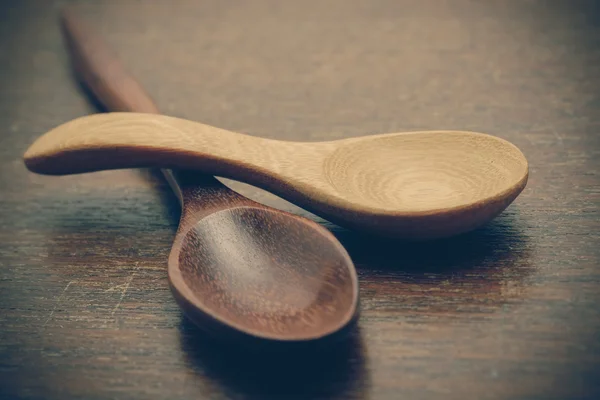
[24, 113, 528, 239]
[58, 8, 358, 342]
[1, 0, 599, 399]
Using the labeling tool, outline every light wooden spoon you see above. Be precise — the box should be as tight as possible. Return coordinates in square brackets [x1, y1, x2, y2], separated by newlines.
[47, 8, 360, 343]
[25, 112, 528, 239]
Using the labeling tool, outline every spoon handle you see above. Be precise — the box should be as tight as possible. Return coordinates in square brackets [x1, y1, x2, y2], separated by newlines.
[59, 8, 253, 213]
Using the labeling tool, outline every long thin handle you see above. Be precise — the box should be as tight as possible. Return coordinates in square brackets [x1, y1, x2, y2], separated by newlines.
[59, 8, 225, 202]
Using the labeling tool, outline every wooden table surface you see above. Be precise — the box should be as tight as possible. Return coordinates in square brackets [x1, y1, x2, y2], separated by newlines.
[1, 1, 599, 399]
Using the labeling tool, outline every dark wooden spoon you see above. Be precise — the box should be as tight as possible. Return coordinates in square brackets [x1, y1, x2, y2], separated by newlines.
[57, 8, 359, 342]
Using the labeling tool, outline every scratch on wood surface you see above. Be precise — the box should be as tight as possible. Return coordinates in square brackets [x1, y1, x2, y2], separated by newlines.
[110, 263, 140, 317]
[43, 280, 76, 327]
[551, 128, 564, 145]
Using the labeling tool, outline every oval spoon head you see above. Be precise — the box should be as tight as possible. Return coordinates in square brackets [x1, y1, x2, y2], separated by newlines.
[168, 205, 359, 342]
[318, 130, 529, 239]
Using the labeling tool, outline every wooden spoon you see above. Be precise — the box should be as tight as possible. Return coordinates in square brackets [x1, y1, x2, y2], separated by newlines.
[49, 9, 359, 342]
[25, 114, 528, 240]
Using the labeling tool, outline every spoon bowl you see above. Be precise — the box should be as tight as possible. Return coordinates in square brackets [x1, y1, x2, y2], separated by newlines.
[323, 131, 526, 213]
[170, 203, 358, 341]
[24, 112, 528, 239]
[319, 130, 528, 237]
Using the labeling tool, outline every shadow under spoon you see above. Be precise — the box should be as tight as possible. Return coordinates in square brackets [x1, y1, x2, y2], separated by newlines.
[41, 8, 359, 343]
